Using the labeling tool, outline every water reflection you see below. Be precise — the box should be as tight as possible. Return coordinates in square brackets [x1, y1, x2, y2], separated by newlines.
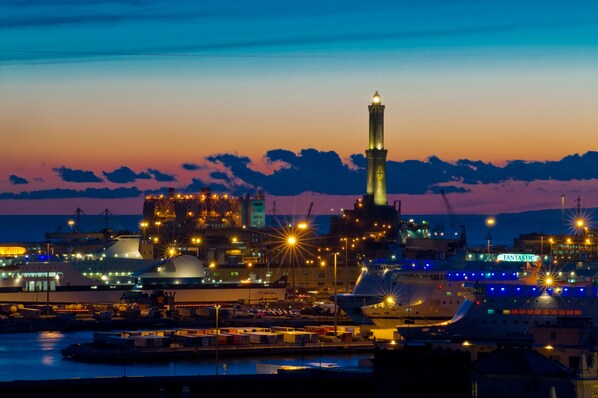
[37, 331, 65, 351]
[41, 355, 55, 366]
[0, 331, 369, 382]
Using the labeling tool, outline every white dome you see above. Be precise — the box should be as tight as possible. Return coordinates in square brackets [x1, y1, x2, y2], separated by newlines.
[167, 255, 206, 278]
[137, 255, 206, 278]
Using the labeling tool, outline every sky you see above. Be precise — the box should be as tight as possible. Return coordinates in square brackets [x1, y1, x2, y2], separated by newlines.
[1, 0, 598, 216]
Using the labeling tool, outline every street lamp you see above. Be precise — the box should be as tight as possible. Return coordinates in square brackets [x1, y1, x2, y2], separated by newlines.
[140, 222, 148, 239]
[214, 304, 220, 376]
[287, 236, 297, 301]
[191, 237, 202, 257]
[333, 252, 338, 338]
[321, 252, 339, 337]
[485, 217, 496, 255]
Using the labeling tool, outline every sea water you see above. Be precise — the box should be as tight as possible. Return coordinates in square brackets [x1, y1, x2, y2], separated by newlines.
[0, 209, 577, 246]
[0, 331, 366, 381]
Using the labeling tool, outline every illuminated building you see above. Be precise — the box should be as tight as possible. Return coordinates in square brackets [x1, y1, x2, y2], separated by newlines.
[140, 187, 268, 260]
[514, 230, 597, 262]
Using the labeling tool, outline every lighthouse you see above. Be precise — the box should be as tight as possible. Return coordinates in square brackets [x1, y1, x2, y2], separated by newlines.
[328, 91, 400, 258]
[365, 91, 388, 206]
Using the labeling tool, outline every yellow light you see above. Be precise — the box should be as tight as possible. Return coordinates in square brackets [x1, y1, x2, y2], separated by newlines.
[288, 237, 297, 246]
[297, 222, 308, 230]
[485, 217, 496, 227]
[372, 92, 380, 104]
[386, 296, 395, 305]
[209, 262, 216, 268]
[232, 237, 238, 243]
[576, 219, 585, 228]
[320, 261, 326, 267]
[545, 277, 553, 286]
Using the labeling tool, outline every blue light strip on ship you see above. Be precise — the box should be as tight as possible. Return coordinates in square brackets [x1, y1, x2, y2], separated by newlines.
[481, 284, 594, 297]
[446, 272, 519, 281]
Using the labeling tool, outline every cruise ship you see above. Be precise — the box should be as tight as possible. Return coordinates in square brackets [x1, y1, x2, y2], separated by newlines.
[336, 250, 541, 326]
[396, 266, 598, 342]
[0, 236, 287, 305]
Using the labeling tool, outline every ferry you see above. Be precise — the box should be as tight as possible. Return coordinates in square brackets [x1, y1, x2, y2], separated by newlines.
[0, 236, 287, 305]
[396, 266, 598, 342]
[336, 250, 542, 326]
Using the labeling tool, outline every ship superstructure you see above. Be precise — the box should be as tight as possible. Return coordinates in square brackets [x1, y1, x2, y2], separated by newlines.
[337, 251, 541, 325]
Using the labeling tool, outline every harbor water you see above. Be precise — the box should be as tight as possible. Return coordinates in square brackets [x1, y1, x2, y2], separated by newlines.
[0, 330, 370, 382]
[0, 210, 569, 246]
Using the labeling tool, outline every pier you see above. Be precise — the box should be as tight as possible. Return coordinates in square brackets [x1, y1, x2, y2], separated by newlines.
[61, 325, 372, 363]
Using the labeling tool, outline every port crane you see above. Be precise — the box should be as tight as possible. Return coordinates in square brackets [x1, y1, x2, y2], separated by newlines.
[440, 190, 467, 246]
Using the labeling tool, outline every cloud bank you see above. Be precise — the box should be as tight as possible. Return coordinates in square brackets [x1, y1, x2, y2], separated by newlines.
[3, 151, 598, 206]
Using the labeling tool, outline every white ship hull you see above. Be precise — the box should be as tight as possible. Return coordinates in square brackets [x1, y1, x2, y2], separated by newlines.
[0, 283, 287, 305]
[1, 249, 287, 305]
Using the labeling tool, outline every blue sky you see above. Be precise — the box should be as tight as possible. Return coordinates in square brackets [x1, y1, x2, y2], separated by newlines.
[1, 1, 598, 215]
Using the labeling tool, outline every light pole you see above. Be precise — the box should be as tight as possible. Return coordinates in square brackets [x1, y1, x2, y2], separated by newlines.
[333, 252, 338, 338]
[214, 304, 220, 376]
[485, 217, 496, 255]
[287, 236, 297, 301]
[191, 237, 202, 257]
[46, 263, 50, 316]
[342, 238, 348, 292]
[322, 252, 339, 337]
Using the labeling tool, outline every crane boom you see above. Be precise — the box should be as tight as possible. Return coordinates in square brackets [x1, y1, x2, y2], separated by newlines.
[306, 202, 314, 218]
[440, 190, 466, 245]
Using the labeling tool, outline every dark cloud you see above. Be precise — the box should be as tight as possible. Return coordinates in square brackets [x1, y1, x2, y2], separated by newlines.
[9, 174, 28, 185]
[53, 166, 103, 183]
[210, 171, 229, 180]
[103, 166, 151, 184]
[181, 178, 230, 194]
[147, 168, 176, 182]
[5, 150, 597, 201]
[182, 163, 200, 171]
[207, 154, 265, 186]
[205, 150, 598, 196]
[0, 187, 141, 200]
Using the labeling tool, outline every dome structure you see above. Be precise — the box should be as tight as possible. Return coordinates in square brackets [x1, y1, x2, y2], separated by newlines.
[135, 255, 206, 279]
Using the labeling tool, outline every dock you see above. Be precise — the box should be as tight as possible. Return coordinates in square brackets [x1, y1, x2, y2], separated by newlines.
[62, 325, 373, 362]
[62, 340, 374, 362]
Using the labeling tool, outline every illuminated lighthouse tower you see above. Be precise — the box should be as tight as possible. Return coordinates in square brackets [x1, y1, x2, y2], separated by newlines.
[328, 91, 400, 257]
[366, 91, 388, 206]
